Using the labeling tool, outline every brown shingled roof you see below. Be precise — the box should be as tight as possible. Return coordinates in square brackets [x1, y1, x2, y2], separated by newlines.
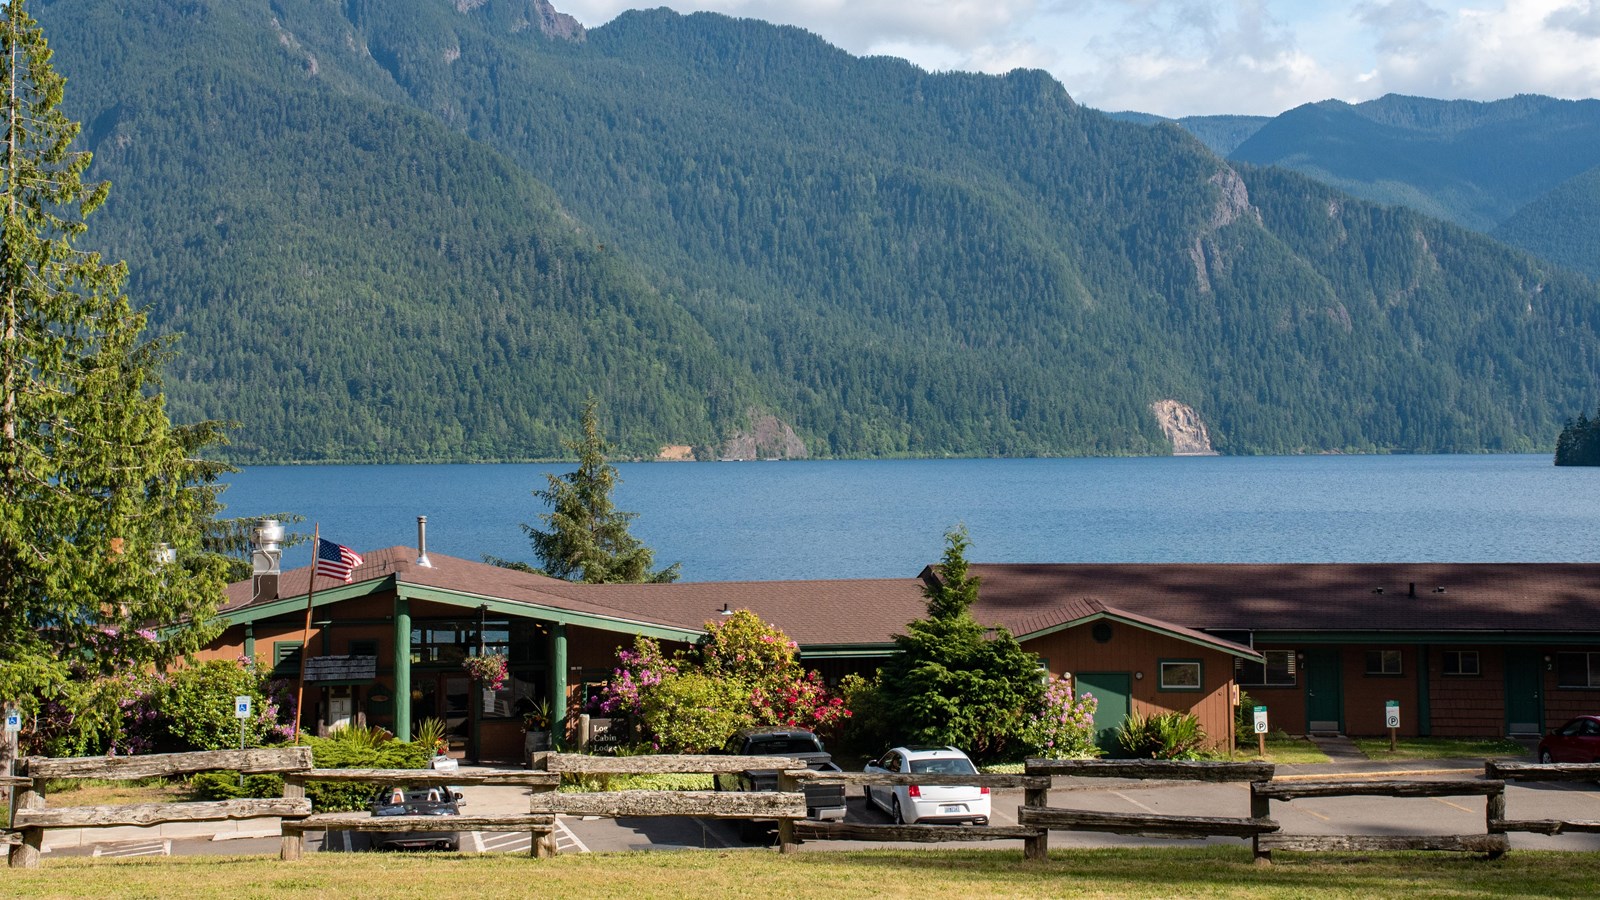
[223, 556, 1600, 649]
[222, 547, 931, 644]
[963, 563, 1600, 635]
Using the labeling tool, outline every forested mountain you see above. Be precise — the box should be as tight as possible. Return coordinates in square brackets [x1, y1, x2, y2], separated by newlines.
[31, 0, 1600, 461]
[1173, 94, 1600, 278]
[1106, 111, 1268, 157]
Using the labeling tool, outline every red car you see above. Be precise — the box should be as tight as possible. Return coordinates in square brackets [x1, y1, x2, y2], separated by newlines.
[1538, 716, 1600, 763]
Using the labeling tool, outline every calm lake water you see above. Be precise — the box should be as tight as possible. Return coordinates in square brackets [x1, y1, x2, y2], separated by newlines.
[219, 455, 1599, 582]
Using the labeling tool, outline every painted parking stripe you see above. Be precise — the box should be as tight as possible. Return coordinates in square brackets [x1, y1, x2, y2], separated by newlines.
[470, 818, 589, 855]
[92, 839, 170, 858]
[555, 818, 589, 853]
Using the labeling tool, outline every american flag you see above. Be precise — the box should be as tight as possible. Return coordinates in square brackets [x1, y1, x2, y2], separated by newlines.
[315, 538, 365, 583]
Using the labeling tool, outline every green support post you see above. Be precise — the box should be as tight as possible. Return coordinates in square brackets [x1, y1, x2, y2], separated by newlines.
[394, 597, 411, 742]
[552, 623, 568, 751]
[1417, 644, 1431, 737]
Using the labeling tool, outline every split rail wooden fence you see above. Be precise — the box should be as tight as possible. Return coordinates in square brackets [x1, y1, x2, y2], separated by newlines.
[6, 749, 1598, 867]
[1485, 761, 1600, 837]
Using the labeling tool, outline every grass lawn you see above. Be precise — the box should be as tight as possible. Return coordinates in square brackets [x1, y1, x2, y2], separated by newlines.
[6, 847, 1598, 899]
[1232, 735, 1330, 765]
[1349, 737, 1528, 761]
[40, 778, 188, 807]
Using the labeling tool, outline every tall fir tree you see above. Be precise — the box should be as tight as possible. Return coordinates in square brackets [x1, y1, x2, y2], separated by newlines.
[877, 527, 1044, 762]
[0, 0, 227, 752]
[515, 397, 679, 584]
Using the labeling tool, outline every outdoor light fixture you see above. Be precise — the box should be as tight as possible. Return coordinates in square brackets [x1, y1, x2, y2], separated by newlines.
[1135, 671, 1144, 680]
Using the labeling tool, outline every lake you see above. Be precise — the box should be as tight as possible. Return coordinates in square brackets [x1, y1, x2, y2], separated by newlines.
[217, 454, 1599, 582]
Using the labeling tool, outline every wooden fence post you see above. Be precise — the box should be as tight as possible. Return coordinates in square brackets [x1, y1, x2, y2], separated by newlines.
[280, 774, 306, 861]
[1022, 771, 1049, 862]
[531, 752, 558, 858]
[11, 759, 43, 869]
[1250, 782, 1272, 864]
[777, 771, 798, 854]
[1484, 778, 1507, 859]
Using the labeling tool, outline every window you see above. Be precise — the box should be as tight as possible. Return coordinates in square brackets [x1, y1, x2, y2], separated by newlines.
[1159, 660, 1202, 691]
[348, 639, 377, 658]
[1365, 650, 1402, 676]
[1441, 650, 1480, 677]
[410, 618, 544, 665]
[1236, 650, 1296, 687]
[1556, 652, 1600, 688]
[272, 641, 303, 678]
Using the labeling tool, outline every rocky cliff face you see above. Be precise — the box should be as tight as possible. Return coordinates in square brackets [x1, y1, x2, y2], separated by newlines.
[1150, 400, 1217, 455]
[721, 413, 808, 460]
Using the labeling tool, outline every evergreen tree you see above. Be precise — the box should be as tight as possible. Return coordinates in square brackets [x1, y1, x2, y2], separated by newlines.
[513, 398, 679, 583]
[0, 0, 227, 751]
[877, 528, 1044, 762]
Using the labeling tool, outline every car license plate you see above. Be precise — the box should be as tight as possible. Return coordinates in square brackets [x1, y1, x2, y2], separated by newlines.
[940, 805, 965, 814]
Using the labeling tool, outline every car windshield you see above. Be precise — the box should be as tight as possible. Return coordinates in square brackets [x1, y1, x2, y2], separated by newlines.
[909, 758, 977, 775]
[748, 738, 821, 754]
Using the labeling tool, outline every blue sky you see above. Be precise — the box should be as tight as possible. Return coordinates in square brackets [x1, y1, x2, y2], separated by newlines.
[554, 1, 1600, 117]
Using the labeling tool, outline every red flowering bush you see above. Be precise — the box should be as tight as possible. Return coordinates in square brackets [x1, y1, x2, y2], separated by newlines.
[592, 611, 849, 752]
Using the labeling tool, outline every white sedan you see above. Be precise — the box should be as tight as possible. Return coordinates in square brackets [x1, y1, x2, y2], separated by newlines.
[864, 746, 989, 825]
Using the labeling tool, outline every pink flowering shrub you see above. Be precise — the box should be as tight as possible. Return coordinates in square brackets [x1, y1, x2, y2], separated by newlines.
[590, 636, 676, 716]
[590, 612, 850, 752]
[1020, 678, 1100, 759]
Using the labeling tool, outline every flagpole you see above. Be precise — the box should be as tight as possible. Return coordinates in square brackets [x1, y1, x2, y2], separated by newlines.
[293, 524, 319, 741]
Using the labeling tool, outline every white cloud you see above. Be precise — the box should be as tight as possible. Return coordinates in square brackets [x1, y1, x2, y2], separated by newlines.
[548, 1, 1600, 116]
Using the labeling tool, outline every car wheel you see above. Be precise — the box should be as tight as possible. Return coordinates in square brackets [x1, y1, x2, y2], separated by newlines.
[891, 795, 906, 825]
[1540, 749, 1554, 764]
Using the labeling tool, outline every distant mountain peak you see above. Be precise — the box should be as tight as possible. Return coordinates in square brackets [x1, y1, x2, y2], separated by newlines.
[454, 0, 584, 41]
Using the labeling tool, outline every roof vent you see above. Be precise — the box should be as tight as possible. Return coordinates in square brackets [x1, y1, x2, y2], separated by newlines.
[1433, 587, 1446, 593]
[1371, 587, 1383, 594]
[1408, 582, 1416, 598]
[250, 519, 283, 604]
[416, 515, 433, 568]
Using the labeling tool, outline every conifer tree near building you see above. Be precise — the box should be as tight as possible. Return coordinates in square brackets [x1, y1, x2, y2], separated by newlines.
[513, 397, 680, 584]
[0, 0, 227, 752]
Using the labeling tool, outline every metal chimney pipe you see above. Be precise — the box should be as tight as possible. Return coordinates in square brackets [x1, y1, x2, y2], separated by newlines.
[250, 518, 284, 604]
[1408, 582, 1415, 598]
[416, 516, 432, 568]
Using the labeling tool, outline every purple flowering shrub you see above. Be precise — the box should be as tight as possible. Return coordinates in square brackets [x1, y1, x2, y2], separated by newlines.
[117, 657, 294, 754]
[1021, 678, 1100, 759]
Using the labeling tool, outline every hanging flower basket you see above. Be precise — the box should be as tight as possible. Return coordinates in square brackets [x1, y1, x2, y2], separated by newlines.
[462, 653, 508, 691]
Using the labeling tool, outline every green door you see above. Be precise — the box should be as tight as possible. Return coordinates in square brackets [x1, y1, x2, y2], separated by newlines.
[1504, 648, 1544, 736]
[1076, 672, 1132, 754]
[1304, 648, 1343, 733]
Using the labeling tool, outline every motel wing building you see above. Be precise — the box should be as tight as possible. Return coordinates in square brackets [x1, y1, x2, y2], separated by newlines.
[202, 541, 1600, 760]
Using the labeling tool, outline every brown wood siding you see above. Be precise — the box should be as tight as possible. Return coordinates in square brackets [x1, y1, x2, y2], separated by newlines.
[1239, 645, 1306, 734]
[1544, 662, 1600, 732]
[1427, 646, 1504, 737]
[1024, 625, 1237, 752]
[1339, 645, 1418, 736]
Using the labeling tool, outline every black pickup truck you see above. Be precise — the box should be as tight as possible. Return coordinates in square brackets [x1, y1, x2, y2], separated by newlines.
[713, 726, 847, 830]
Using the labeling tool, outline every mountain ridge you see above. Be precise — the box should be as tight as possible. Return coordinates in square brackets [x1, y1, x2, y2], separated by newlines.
[31, 0, 1600, 462]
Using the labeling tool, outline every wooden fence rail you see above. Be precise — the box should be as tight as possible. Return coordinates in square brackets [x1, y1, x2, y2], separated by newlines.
[8, 751, 1594, 867]
[8, 747, 313, 869]
[1250, 777, 1510, 861]
[1017, 758, 1279, 860]
[1484, 761, 1600, 837]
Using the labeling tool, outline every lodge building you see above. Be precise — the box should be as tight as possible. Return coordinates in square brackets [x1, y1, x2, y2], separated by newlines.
[199, 529, 1600, 761]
